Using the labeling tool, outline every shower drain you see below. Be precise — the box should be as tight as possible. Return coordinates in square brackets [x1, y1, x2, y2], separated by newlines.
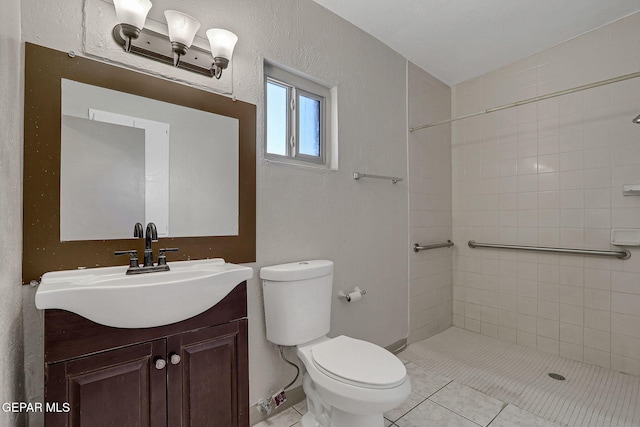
[548, 373, 566, 381]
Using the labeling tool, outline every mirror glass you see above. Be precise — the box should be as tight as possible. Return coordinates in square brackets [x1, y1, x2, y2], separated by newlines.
[60, 79, 239, 240]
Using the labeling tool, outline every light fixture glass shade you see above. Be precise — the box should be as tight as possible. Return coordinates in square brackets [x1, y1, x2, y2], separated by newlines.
[206, 29, 238, 61]
[113, 0, 152, 30]
[164, 10, 201, 48]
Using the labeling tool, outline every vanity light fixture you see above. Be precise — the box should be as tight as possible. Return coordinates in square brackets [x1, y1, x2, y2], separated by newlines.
[633, 113, 640, 124]
[164, 10, 201, 67]
[112, 0, 238, 79]
[206, 29, 238, 79]
[112, 0, 153, 52]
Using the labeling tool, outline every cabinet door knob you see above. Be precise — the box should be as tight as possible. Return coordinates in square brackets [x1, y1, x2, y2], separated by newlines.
[170, 353, 181, 365]
[154, 358, 167, 370]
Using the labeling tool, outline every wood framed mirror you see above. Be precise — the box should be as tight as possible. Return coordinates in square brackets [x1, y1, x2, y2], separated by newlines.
[23, 43, 256, 284]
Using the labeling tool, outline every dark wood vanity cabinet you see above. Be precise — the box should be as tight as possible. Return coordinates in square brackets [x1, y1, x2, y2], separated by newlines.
[46, 339, 167, 426]
[43, 283, 249, 427]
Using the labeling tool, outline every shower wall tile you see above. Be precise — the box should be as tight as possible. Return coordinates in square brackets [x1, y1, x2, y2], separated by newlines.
[452, 12, 640, 376]
[537, 336, 559, 355]
[408, 63, 452, 343]
[584, 347, 610, 369]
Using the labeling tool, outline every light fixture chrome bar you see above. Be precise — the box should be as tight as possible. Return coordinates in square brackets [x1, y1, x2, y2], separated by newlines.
[353, 172, 403, 184]
[468, 240, 630, 260]
[113, 25, 216, 77]
[410, 71, 640, 132]
[413, 240, 454, 252]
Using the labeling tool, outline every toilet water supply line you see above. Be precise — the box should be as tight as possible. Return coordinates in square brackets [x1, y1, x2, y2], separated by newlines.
[279, 345, 300, 390]
[256, 346, 301, 415]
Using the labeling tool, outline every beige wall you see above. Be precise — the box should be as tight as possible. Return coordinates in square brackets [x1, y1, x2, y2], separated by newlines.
[407, 62, 453, 343]
[0, 0, 25, 425]
[452, 13, 640, 376]
[19, 0, 410, 414]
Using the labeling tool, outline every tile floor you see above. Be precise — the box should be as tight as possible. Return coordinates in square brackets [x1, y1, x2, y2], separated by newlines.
[254, 327, 640, 426]
[253, 361, 562, 427]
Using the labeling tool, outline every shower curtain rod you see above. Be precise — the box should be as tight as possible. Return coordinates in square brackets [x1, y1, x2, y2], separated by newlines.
[410, 70, 640, 132]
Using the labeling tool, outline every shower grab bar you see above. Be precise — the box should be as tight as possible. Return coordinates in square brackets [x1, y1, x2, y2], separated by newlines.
[468, 240, 630, 260]
[353, 172, 403, 184]
[414, 240, 454, 252]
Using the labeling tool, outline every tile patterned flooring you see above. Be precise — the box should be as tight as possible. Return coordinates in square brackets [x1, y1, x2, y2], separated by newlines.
[254, 362, 561, 427]
[254, 327, 640, 426]
[402, 328, 640, 427]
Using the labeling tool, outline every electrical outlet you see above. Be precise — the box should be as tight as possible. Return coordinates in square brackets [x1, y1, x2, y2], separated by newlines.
[272, 389, 287, 408]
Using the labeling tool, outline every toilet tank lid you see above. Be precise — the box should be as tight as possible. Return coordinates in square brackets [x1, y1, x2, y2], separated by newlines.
[260, 260, 333, 281]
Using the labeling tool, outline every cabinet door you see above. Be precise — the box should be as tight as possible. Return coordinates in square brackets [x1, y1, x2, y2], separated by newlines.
[167, 320, 248, 427]
[46, 340, 167, 427]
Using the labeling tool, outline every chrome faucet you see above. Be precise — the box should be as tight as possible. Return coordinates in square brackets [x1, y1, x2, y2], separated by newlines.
[144, 222, 158, 267]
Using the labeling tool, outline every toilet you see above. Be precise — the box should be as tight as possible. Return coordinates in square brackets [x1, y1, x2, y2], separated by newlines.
[260, 260, 410, 427]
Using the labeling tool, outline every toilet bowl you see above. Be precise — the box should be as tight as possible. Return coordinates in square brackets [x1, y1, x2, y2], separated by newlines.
[296, 336, 410, 427]
[260, 260, 411, 427]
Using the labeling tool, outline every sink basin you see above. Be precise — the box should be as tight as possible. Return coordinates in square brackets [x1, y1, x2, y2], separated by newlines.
[35, 258, 253, 328]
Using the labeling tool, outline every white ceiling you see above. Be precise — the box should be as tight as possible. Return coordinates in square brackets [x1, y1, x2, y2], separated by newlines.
[311, 0, 640, 86]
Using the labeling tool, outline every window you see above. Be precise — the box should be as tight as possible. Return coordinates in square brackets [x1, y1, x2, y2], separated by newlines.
[265, 63, 331, 166]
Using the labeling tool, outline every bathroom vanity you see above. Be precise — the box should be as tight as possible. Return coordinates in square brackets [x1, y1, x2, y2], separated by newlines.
[24, 42, 257, 427]
[43, 283, 248, 427]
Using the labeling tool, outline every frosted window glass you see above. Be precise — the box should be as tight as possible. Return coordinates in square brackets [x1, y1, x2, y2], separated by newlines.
[266, 81, 288, 156]
[299, 95, 321, 157]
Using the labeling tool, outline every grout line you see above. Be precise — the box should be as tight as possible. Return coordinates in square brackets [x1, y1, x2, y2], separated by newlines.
[426, 397, 485, 426]
[485, 402, 509, 426]
[385, 395, 428, 422]
[423, 378, 455, 398]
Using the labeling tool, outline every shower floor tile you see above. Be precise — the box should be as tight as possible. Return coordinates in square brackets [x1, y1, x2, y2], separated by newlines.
[401, 327, 640, 427]
[490, 404, 564, 427]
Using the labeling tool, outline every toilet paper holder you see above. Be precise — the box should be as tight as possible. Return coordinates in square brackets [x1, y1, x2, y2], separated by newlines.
[338, 287, 367, 302]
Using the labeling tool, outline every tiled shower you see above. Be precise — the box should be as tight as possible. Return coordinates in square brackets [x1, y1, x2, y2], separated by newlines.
[447, 13, 640, 376]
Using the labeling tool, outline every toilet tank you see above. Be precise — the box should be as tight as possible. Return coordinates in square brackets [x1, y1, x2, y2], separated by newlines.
[260, 260, 333, 346]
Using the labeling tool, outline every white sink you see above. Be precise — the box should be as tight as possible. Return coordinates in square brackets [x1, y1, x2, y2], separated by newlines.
[35, 258, 253, 328]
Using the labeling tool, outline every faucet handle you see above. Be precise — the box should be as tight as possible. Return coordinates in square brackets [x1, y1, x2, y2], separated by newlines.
[157, 248, 179, 266]
[115, 250, 140, 268]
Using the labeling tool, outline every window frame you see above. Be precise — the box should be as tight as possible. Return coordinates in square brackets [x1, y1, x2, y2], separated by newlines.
[264, 64, 330, 166]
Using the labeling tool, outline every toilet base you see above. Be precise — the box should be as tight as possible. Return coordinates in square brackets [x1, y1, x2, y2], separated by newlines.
[330, 408, 385, 427]
[300, 406, 385, 427]
[300, 411, 315, 427]
[300, 372, 384, 427]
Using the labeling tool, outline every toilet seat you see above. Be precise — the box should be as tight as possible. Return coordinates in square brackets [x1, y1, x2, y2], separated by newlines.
[310, 335, 406, 389]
